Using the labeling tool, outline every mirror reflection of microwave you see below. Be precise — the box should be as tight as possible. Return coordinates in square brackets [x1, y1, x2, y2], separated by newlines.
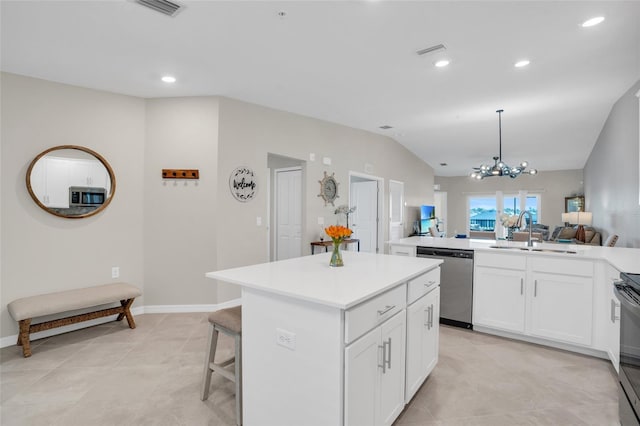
[69, 186, 106, 207]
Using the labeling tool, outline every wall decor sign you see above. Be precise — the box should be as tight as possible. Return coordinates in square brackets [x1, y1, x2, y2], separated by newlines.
[230, 167, 257, 202]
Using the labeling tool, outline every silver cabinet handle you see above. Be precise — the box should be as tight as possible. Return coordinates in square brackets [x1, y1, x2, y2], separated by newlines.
[378, 338, 391, 373]
[534, 280, 538, 297]
[429, 304, 434, 329]
[385, 338, 391, 371]
[611, 298, 620, 323]
[424, 307, 430, 327]
[425, 280, 436, 287]
[377, 305, 395, 316]
[520, 278, 524, 295]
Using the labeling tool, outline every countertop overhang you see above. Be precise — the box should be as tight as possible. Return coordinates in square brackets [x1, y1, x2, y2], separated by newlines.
[206, 251, 442, 309]
[388, 236, 640, 273]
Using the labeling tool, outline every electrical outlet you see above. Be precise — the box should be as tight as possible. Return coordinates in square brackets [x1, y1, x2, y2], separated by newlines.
[322, 157, 332, 165]
[317, 217, 324, 225]
[257, 216, 262, 226]
[111, 266, 120, 279]
[276, 328, 296, 350]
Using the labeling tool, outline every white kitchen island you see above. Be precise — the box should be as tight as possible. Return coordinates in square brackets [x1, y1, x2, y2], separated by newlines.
[206, 251, 442, 426]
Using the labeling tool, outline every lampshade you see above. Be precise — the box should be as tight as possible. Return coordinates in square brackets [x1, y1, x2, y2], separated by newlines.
[576, 211, 592, 226]
[565, 212, 579, 225]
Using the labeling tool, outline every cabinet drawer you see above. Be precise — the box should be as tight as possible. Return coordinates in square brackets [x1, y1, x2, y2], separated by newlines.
[475, 252, 526, 270]
[530, 257, 593, 277]
[390, 245, 416, 257]
[345, 285, 407, 344]
[407, 267, 440, 305]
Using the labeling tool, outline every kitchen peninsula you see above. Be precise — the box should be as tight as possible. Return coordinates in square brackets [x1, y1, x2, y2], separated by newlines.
[388, 236, 640, 370]
[206, 251, 442, 426]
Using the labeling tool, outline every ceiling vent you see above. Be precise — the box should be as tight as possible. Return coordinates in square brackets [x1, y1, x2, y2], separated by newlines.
[135, 0, 183, 17]
[379, 125, 393, 130]
[416, 44, 446, 56]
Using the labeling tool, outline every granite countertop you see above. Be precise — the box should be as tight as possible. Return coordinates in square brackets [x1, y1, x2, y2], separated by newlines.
[387, 236, 640, 274]
[206, 251, 442, 309]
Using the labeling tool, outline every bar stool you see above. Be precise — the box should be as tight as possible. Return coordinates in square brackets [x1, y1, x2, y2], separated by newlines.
[201, 306, 242, 425]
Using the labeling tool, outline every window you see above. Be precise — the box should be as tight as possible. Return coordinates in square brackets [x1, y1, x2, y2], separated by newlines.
[469, 196, 497, 231]
[468, 192, 541, 236]
[504, 194, 540, 225]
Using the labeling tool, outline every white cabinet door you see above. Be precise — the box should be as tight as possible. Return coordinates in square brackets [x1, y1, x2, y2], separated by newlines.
[474, 266, 525, 333]
[345, 327, 379, 426]
[529, 272, 593, 345]
[424, 287, 440, 377]
[45, 157, 70, 208]
[405, 287, 440, 403]
[345, 311, 406, 426]
[605, 264, 621, 371]
[379, 312, 406, 426]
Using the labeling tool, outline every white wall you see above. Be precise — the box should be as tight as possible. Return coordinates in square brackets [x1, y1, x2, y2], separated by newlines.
[435, 170, 584, 237]
[584, 80, 640, 248]
[215, 97, 435, 301]
[0, 73, 146, 337]
[0, 76, 435, 339]
[144, 98, 220, 306]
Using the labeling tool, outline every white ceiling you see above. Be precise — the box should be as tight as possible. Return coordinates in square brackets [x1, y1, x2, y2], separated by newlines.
[2, 1, 639, 176]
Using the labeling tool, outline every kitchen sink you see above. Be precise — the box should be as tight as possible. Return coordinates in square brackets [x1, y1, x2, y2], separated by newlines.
[488, 245, 577, 254]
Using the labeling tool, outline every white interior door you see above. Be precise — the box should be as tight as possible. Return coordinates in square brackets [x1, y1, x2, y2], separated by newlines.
[389, 180, 404, 241]
[276, 168, 302, 260]
[351, 180, 378, 253]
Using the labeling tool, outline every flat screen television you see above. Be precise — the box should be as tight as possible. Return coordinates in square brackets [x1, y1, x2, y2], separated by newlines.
[420, 205, 435, 234]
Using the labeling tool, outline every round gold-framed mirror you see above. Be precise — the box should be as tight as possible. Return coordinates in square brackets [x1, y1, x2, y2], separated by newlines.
[26, 145, 116, 219]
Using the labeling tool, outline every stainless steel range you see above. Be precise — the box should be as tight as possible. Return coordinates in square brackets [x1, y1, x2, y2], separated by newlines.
[615, 272, 640, 425]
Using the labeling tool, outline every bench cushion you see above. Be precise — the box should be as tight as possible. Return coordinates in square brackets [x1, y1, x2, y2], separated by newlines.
[7, 282, 142, 321]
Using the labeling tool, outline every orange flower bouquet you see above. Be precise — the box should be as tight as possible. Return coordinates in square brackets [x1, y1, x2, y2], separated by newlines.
[325, 225, 352, 267]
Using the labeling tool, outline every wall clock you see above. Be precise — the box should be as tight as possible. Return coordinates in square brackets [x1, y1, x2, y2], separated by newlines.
[230, 167, 257, 202]
[318, 171, 339, 206]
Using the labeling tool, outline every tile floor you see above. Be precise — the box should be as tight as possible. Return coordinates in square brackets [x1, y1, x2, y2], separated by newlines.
[0, 314, 619, 425]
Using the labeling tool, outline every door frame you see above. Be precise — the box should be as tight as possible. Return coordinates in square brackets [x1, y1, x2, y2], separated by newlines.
[274, 166, 303, 261]
[348, 171, 384, 253]
[389, 180, 405, 241]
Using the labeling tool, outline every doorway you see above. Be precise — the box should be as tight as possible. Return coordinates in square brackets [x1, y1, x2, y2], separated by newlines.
[275, 167, 302, 260]
[349, 172, 384, 253]
[268, 153, 305, 261]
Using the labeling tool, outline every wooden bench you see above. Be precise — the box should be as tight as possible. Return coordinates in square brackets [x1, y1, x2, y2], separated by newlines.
[7, 282, 142, 357]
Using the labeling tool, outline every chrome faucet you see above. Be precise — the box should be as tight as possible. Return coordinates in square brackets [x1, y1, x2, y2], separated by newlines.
[516, 210, 534, 247]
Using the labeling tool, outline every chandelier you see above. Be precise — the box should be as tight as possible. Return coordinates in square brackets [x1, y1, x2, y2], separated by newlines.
[471, 109, 537, 180]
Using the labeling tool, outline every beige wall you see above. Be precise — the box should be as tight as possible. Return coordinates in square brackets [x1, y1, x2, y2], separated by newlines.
[435, 170, 584, 237]
[0, 73, 146, 337]
[144, 98, 220, 305]
[584, 80, 640, 248]
[215, 97, 435, 301]
[0, 76, 435, 339]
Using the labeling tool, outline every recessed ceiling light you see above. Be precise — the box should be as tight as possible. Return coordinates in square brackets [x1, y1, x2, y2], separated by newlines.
[514, 60, 530, 68]
[582, 16, 605, 27]
[161, 75, 176, 83]
[435, 60, 450, 68]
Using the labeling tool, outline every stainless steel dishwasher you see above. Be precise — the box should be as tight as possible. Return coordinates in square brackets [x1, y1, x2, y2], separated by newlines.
[417, 246, 473, 329]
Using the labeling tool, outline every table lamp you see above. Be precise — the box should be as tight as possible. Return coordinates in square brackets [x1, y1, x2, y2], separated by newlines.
[574, 211, 592, 242]
[561, 212, 572, 226]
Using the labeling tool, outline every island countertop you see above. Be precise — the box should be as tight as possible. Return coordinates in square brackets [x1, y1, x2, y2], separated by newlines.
[387, 236, 640, 274]
[206, 251, 442, 309]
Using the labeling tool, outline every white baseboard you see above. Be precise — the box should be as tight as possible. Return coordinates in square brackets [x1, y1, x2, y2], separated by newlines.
[0, 299, 241, 349]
